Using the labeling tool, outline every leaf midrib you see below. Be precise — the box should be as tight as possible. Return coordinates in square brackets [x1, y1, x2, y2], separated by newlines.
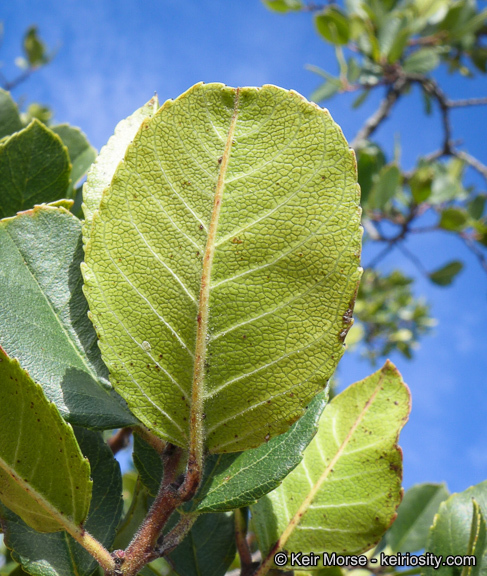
[188, 88, 240, 459]
[0, 453, 79, 534]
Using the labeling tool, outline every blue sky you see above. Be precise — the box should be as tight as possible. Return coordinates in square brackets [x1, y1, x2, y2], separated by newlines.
[2, 0, 487, 495]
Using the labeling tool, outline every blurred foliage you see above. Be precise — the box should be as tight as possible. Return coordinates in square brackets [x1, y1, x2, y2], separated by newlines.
[353, 269, 436, 362]
[0, 23, 53, 125]
[265, 0, 487, 362]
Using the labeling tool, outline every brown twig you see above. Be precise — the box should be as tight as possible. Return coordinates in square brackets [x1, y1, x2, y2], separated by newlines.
[156, 513, 197, 558]
[235, 508, 256, 576]
[351, 77, 407, 148]
[454, 150, 487, 181]
[107, 428, 132, 455]
[448, 97, 487, 108]
[132, 425, 166, 454]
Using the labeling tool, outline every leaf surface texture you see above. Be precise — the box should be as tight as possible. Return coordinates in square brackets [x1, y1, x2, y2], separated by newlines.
[83, 83, 361, 452]
[0, 206, 136, 428]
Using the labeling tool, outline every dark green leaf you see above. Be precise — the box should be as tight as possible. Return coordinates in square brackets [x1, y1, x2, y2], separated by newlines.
[369, 164, 401, 209]
[0, 206, 137, 428]
[423, 90, 433, 115]
[2, 428, 123, 576]
[409, 164, 434, 203]
[356, 142, 386, 205]
[429, 260, 464, 286]
[188, 392, 327, 513]
[439, 207, 469, 231]
[23, 27, 48, 67]
[315, 8, 351, 45]
[468, 196, 486, 220]
[425, 481, 487, 576]
[51, 125, 97, 195]
[403, 48, 440, 74]
[0, 120, 70, 218]
[168, 513, 236, 576]
[133, 434, 163, 497]
[471, 47, 487, 73]
[386, 483, 449, 553]
[0, 90, 22, 139]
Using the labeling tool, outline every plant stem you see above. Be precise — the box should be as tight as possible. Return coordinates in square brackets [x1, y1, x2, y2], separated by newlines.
[158, 513, 198, 556]
[235, 508, 253, 576]
[69, 529, 116, 574]
[107, 428, 132, 455]
[132, 425, 166, 454]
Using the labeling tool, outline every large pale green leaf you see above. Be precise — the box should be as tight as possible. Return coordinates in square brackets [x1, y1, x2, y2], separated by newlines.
[385, 483, 449, 553]
[0, 206, 137, 428]
[251, 361, 410, 566]
[51, 125, 97, 195]
[82, 83, 362, 453]
[82, 96, 159, 242]
[425, 482, 487, 576]
[0, 90, 23, 140]
[134, 392, 327, 512]
[0, 348, 92, 533]
[0, 120, 70, 219]
[167, 512, 236, 576]
[2, 427, 123, 576]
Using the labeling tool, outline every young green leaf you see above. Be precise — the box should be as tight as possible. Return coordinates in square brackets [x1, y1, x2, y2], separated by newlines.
[310, 79, 342, 102]
[315, 8, 351, 45]
[0, 120, 71, 218]
[22, 27, 48, 67]
[439, 207, 469, 231]
[82, 96, 159, 242]
[262, 0, 303, 13]
[425, 481, 487, 576]
[82, 83, 362, 453]
[51, 124, 97, 195]
[468, 195, 486, 220]
[385, 483, 449, 553]
[403, 48, 441, 74]
[429, 260, 463, 286]
[0, 206, 137, 428]
[167, 512, 236, 576]
[369, 164, 401, 209]
[0, 90, 23, 140]
[0, 348, 92, 533]
[251, 361, 410, 566]
[2, 428, 123, 576]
